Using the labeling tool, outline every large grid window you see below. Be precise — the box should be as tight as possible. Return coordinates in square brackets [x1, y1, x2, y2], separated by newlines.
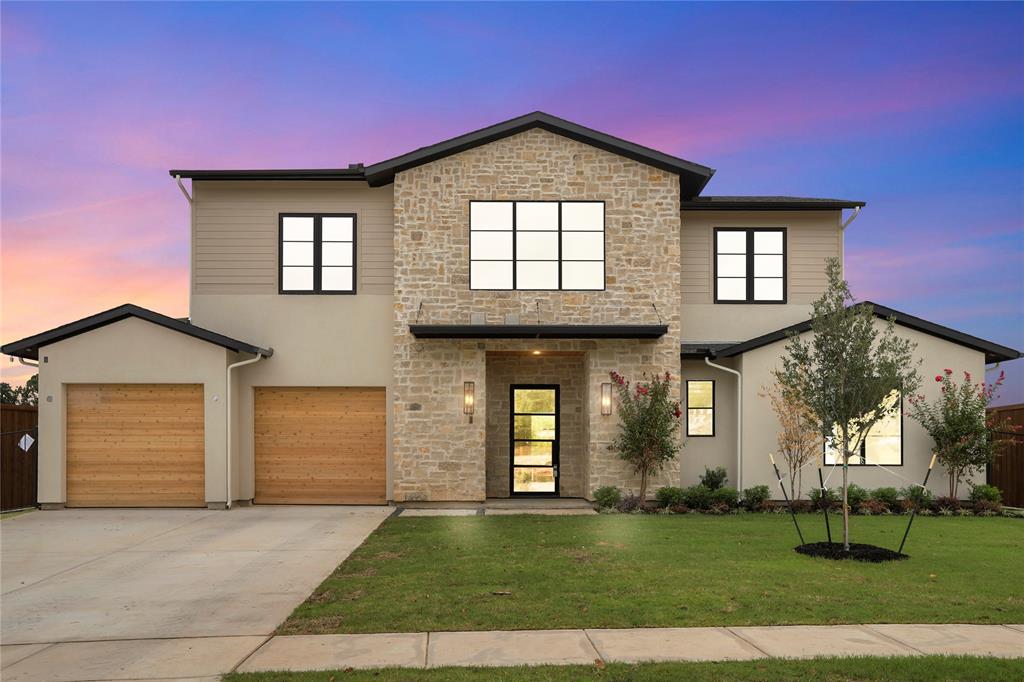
[714, 228, 786, 303]
[824, 390, 902, 466]
[686, 380, 715, 437]
[470, 201, 604, 290]
[280, 214, 356, 294]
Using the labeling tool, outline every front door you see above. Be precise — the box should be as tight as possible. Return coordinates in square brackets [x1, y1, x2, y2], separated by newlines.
[510, 385, 559, 496]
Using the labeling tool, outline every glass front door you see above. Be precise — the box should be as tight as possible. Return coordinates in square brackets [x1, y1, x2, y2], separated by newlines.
[510, 385, 559, 496]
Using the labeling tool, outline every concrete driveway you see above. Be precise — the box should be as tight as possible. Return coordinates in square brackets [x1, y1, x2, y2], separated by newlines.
[0, 505, 391, 680]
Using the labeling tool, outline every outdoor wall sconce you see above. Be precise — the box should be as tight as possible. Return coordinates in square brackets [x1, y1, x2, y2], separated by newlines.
[601, 383, 613, 416]
[464, 381, 475, 423]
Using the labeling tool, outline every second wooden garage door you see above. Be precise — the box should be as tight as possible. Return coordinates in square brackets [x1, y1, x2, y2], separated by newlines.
[254, 387, 386, 504]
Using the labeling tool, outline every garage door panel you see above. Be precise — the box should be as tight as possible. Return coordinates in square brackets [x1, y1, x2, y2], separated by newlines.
[254, 387, 386, 504]
[66, 384, 205, 508]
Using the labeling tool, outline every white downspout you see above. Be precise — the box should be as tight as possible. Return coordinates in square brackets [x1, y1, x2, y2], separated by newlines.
[175, 175, 194, 321]
[225, 353, 264, 509]
[839, 206, 861, 275]
[705, 356, 742, 490]
[19, 358, 39, 368]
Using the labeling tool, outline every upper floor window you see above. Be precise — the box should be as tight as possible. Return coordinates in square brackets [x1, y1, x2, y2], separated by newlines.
[824, 390, 902, 466]
[469, 201, 605, 291]
[714, 228, 786, 303]
[280, 214, 356, 294]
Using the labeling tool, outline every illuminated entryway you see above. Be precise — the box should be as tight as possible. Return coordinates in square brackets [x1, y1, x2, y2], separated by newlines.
[510, 385, 559, 496]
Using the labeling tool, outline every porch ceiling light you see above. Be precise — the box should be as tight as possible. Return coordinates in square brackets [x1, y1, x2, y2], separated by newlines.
[463, 381, 475, 416]
[601, 383, 613, 416]
[532, 350, 542, 355]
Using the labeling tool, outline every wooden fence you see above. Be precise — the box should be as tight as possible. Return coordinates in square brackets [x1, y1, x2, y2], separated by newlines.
[988, 403, 1024, 507]
[1, 403, 38, 511]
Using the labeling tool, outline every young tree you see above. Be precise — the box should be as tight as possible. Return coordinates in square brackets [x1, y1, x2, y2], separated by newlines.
[762, 381, 819, 500]
[607, 370, 681, 501]
[775, 259, 920, 550]
[908, 369, 1018, 498]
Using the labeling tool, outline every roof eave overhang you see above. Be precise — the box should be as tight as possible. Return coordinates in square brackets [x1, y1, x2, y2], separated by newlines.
[364, 112, 715, 196]
[2, 305, 273, 360]
[169, 170, 365, 182]
[681, 201, 866, 211]
[409, 324, 668, 340]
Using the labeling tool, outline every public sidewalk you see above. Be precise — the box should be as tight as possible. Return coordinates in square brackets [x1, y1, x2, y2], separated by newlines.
[7, 623, 1020, 680]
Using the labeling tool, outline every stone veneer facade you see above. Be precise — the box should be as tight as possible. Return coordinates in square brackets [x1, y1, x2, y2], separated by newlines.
[392, 128, 682, 501]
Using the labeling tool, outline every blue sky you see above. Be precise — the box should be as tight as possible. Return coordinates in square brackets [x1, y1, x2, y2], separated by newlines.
[2, 1, 1022, 401]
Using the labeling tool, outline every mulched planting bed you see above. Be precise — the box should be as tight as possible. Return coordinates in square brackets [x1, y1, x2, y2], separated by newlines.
[795, 541, 907, 563]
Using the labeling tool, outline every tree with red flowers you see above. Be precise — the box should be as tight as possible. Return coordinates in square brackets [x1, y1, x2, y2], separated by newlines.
[607, 370, 681, 501]
[908, 368, 1018, 498]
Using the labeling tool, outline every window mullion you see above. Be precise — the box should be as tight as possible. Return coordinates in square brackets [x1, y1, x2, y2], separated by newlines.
[511, 202, 517, 290]
[746, 230, 754, 302]
[314, 216, 322, 293]
[557, 202, 563, 290]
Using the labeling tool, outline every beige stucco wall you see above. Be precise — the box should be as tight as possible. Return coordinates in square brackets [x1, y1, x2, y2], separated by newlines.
[192, 294, 394, 501]
[679, 357, 740, 488]
[679, 210, 842, 342]
[191, 180, 394, 295]
[189, 180, 396, 502]
[736, 322, 987, 499]
[392, 127, 682, 501]
[35, 317, 232, 505]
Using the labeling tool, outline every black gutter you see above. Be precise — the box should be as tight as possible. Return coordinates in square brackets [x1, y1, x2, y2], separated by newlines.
[682, 197, 866, 211]
[409, 324, 668, 340]
[168, 168, 365, 181]
[2, 304, 273, 360]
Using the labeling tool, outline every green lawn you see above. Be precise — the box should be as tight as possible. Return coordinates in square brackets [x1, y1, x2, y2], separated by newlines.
[279, 514, 1023, 634]
[227, 656, 1024, 682]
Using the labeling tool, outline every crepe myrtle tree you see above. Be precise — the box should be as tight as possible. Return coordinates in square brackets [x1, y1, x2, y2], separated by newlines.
[608, 370, 682, 501]
[761, 381, 819, 500]
[908, 369, 1019, 498]
[775, 259, 920, 550]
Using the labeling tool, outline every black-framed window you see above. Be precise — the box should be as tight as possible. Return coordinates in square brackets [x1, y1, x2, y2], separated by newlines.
[280, 213, 356, 294]
[469, 200, 604, 291]
[824, 390, 903, 466]
[686, 380, 715, 437]
[714, 228, 786, 303]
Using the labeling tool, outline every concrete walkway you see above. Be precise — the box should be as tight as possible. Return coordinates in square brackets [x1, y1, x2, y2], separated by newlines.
[2, 624, 1021, 679]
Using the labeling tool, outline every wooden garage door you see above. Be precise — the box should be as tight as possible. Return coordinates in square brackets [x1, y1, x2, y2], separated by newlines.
[66, 384, 205, 507]
[254, 387, 386, 504]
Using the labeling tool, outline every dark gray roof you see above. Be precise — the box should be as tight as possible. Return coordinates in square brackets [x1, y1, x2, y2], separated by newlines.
[1, 304, 273, 360]
[363, 112, 715, 196]
[170, 112, 716, 197]
[169, 167, 365, 181]
[681, 196, 865, 210]
[687, 302, 1019, 364]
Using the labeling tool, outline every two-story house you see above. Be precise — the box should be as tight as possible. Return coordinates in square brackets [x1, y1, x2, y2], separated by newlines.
[4, 112, 1019, 509]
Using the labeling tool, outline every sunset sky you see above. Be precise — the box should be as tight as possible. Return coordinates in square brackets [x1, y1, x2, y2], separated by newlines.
[2, 2, 1022, 402]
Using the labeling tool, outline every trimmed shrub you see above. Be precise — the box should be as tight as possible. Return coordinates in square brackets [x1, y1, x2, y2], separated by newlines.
[655, 486, 686, 509]
[593, 486, 623, 510]
[616, 494, 643, 513]
[974, 499, 1003, 516]
[742, 485, 771, 511]
[843, 484, 870, 512]
[858, 498, 890, 515]
[682, 484, 714, 511]
[870, 487, 901, 510]
[969, 484, 1002, 505]
[809, 487, 839, 511]
[711, 486, 740, 509]
[699, 466, 729, 491]
[900, 486, 935, 512]
[790, 499, 812, 513]
[935, 495, 961, 512]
